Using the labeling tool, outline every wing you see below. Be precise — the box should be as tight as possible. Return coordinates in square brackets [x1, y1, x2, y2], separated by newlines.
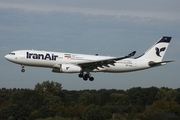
[77, 51, 136, 70]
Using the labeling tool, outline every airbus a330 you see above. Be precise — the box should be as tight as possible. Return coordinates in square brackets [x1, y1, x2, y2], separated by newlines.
[5, 36, 174, 81]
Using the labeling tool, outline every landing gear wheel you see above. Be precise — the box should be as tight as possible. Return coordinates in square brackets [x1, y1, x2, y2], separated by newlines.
[79, 72, 95, 81]
[78, 73, 83, 78]
[89, 77, 94, 81]
[83, 77, 88, 81]
[21, 69, 25, 72]
[84, 73, 90, 78]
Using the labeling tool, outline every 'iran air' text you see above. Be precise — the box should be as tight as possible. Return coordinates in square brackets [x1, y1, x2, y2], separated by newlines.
[26, 52, 58, 61]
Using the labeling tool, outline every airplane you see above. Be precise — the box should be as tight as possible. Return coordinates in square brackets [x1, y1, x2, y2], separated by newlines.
[5, 36, 174, 81]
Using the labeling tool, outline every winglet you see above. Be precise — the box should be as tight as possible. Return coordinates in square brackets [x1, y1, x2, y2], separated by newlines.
[128, 51, 136, 57]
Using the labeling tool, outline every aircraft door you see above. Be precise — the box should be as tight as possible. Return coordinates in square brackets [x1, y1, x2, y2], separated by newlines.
[132, 60, 137, 67]
[19, 51, 25, 59]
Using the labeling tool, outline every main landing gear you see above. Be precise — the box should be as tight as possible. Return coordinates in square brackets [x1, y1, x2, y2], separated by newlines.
[78, 72, 94, 81]
[21, 65, 25, 72]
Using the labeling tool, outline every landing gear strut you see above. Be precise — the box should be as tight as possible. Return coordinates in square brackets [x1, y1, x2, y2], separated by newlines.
[78, 72, 94, 81]
[21, 65, 25, 72]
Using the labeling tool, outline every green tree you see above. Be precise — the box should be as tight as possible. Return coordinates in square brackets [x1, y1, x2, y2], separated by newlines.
[151, 99, 179, 113]
[29, 110, 41, 120]
[0, 104, 20, 119]
[83, 105, 104, 120]
[166, 89, 178, 101]
[126, 87, 147, 106]
[99, 89, 111, 105]
[111, 93, 127, 105]
[43, 95, 63, 106]
[65, 105, 86, 119]
[145, 87, 158, 105]
[155, 88, 166, 100]
[0, 97, 5, 105]
[79, 91, 94, 105]
[11, 89, 43, 109]
[34, 80, 62, 96]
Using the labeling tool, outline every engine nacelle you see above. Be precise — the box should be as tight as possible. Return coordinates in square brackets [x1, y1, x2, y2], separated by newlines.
[52, 64, 82, 73]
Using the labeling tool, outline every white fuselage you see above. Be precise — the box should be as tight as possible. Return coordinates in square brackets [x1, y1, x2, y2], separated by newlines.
[4, 36, 172, 81]
[5, 50, 150, 73]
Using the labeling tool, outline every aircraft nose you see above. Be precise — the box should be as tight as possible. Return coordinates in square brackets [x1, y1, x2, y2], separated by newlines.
[5, 53, 17, 62]
[4, 54, 12, 61]
[5, 54, 9, 60]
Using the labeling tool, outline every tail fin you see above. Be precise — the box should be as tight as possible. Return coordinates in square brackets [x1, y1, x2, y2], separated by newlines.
[137, 36, 172, 62]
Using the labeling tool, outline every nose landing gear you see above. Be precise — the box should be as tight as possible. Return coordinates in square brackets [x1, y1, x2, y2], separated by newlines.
[21, 65, 25, 72]
[78, 72, 94, 81]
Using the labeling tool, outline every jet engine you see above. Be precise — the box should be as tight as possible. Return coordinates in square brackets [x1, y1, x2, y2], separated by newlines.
[52, 64, 82, 73]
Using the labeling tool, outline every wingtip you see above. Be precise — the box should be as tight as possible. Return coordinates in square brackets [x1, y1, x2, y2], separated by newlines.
[128, 51, 136, 57]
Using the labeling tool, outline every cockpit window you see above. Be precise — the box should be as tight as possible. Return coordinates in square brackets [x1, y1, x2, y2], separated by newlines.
[9, 53, 15, 55]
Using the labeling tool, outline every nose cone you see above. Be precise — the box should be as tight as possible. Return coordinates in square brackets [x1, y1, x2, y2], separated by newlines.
[5, 54, 9, 60]
[5, 54, 13, 61]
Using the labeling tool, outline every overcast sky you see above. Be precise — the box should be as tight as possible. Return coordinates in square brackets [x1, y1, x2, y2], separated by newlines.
[0, 0, 180, 90]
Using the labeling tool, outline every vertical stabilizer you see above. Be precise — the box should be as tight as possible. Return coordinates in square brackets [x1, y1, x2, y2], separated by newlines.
[137, 36, 172, 62]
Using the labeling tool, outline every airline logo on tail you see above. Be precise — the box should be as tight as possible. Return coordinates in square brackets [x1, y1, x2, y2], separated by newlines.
[155, 47, 166, 57]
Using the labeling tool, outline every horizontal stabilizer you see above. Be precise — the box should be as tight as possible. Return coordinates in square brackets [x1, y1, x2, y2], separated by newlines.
[148, 60, 174, 67]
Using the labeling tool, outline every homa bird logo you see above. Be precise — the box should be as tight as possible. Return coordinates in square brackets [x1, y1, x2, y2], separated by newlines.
[66, 67, 70, 70]
[155, 47, 166, 57]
